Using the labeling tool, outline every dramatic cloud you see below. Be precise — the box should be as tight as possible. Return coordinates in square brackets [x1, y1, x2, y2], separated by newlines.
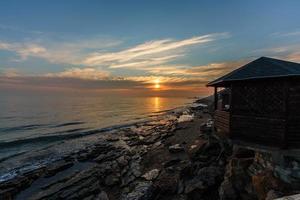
[0, 32, 234, 96]
[83, 33, 229, 69]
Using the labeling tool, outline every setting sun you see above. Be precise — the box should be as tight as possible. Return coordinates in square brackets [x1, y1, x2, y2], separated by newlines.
[154, 79, 160, 89]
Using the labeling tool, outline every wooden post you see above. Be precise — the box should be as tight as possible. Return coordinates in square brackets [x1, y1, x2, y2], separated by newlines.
[214, 87, 218, 110]
[283, 80, 289, 149]
[229, 85, 233, 137]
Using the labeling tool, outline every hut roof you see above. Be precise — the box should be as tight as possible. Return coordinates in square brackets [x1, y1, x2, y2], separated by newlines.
[207, 57, 300, 87]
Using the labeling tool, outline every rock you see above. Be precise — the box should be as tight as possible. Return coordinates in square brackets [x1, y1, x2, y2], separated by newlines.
[184, 166, 224, 194]
[106, 135, 119, 142]
[105, 175, 119, 186]
[98, 191, 109, 200]
[1, 176, 31, 193]
[122, 174, 136, 186]
[152, 141, 163, 148]
[219, 179, 237, 200]
[196, 166, 223, 187]
[122, 181, 154, 200]
[265, 190, 282, 200]
[252, 171, 281, 200]
[177, 180, 185, 194]
[0, 187, 16, 200]
[45, 161, 74, 177]
[163, 159, 181, 168]
[142, 135, 161, 145]
[155, 171, 179, 194]
[29, 166, 102, 200]
[142, 169, 160, 181]
[121, 157, 142, 186]
[94, 150, 122, 163]
[184, 177, 205, 194]
[169, 144, 184, 153]
[117, 156, 128, 167]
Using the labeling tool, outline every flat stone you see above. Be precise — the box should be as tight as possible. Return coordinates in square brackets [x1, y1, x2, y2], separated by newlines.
[122, 181, 154, 200]
[117, 156, 128, 167]
[142, 169, 160, 181]
[105, 175, 119, 186]
[163, 159, 181, 168]
[169, 144, 184, 153]
[184, 177, 205, 194]
[98, 191, 109, 200]
[45, 161, 74, 177]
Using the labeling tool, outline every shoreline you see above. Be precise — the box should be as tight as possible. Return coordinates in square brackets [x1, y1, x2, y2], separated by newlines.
[0, 100, 214, 199]
[1, 97, 298, 199]
[0, 102, 192, 183]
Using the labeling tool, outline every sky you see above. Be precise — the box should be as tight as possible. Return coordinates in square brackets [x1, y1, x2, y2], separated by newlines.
[0, 0, 300, 97]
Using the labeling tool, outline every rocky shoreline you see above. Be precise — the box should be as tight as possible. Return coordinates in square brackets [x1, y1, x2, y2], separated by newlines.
[0, 101, 299, 200]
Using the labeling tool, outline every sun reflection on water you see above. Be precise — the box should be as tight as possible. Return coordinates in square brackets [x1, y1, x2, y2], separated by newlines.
[153, 97, 160, 112]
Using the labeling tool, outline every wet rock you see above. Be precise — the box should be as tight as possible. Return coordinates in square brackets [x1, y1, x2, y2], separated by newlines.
[0, 176, 31, 191]
[163, 159, 181, 168]
[28, 165, 102, 200]
[117, 156, 129, 167]
[142, 169, 160, 181]
[0, 187, 16, 200]
[106, 135, 120, 142]
[219, 157, 255, 200]
[94, 150, 122, 163]
[98, 191, 110, 200]
[123, 181, 154, 200]
[184, 166, 223, 194]
[252, 171, 281, 200]
[169, 144, 184, 153]
[121, 156, 142, 186]
[105, 174, 119, 186]
[184, 176, 205, 194]
[196, 166, 223, 186]
[155, 171, 179, 194]
[265, 190, 283, 200]
[45, 160, 74, 177]
[219, 179, 237, 200]
[142, 135, 161, 145]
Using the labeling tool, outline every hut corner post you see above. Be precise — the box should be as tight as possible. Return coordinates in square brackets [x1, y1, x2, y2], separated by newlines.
[214, 87, 218, 111]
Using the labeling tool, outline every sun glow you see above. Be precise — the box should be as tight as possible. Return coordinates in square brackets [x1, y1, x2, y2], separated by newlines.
[154, 79, 160, 89]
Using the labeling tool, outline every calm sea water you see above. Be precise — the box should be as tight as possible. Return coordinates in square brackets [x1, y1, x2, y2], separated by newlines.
[0, 92, 192, 165]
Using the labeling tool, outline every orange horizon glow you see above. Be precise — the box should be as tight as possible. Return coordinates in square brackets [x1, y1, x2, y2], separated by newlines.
[154, 79, 160, 89]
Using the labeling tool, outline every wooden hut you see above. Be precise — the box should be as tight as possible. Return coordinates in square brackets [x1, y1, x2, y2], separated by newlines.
[207, 57, 300, 149]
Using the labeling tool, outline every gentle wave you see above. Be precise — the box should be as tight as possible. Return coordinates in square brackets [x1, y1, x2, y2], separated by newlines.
[0, 124, 49, 132]
[53, 121, 85, 128]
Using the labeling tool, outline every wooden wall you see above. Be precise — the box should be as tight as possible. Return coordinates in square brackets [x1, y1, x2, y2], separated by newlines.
[230, 80, 286, 147]
[287, 78, 300, 148]
[215, 110, 230, 133]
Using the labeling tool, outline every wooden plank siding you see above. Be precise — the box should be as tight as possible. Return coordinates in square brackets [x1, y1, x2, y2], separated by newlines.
[213, 78, 300, 149]
[231, 115, 285, 146]
[229, 80, 287, 147]
[215, 110, 230, 133]
[287, 80, 300, 148]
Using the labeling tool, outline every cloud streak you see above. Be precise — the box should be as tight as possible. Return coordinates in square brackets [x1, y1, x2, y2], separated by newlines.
[83, 33, 229, 70]
[0, 37, 122, 63]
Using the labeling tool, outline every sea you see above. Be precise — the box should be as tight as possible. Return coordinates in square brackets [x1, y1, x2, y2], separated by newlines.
[0, 92, 193, 180]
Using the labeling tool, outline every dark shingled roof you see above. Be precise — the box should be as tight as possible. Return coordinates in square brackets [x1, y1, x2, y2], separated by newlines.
[207, 57, 300, 86]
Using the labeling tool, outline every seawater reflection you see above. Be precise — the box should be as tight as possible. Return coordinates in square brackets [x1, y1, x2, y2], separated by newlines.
[0, 93, 192, 160]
